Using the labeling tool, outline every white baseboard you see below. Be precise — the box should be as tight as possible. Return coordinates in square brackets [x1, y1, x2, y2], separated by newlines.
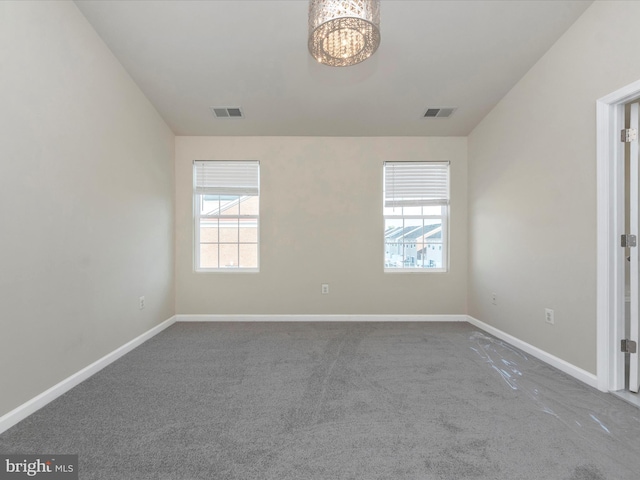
[0, 316, 176, 435]
[466, 315, 599, 389]
[176, 314, 469, 323]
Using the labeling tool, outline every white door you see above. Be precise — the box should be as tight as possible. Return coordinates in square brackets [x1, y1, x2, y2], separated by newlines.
[629, 102, 640, 393]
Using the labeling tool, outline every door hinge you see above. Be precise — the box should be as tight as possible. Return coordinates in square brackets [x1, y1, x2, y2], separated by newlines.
[621, 234, 637, 247]
[622, 339, 637, 354]
[621, 128, 638, 143]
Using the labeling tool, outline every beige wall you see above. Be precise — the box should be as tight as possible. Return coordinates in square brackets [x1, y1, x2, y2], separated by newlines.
[468, 0, 640, 374]
[176, 137, 467, 314]
[0, 1, 175, 417]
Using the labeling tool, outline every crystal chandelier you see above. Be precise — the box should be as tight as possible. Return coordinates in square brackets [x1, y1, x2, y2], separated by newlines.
[308, 0, 381, 67]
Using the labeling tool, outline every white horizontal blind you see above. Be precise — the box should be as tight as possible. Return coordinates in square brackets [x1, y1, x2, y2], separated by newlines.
[194, 160, 259, 195]
[384, 161, 449, 207]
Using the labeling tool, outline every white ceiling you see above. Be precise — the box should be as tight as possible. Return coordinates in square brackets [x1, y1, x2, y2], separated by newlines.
[74, 0, 593, 137]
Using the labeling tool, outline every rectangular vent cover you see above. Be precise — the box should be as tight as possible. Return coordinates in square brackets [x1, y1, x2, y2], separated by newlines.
[211, 106, 244, 118]
[423, 107, 457, 118]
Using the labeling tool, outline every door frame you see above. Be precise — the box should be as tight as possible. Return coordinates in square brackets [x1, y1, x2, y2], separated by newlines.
[596, 79, 640, 392]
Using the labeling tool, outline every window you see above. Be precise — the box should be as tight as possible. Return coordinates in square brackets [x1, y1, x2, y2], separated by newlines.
[194, 161, 259, 271]
[383, 161, 449, 272]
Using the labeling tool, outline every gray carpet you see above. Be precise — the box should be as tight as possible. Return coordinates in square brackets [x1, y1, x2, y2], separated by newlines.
[1, 322, 640, 479]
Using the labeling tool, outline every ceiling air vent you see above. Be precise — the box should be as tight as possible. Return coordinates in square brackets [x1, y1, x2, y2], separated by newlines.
[210, 106, 244, 119]
[423, 107, 457, 119]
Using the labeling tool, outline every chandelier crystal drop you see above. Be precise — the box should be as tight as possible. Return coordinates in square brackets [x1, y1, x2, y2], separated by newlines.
[308, 0, 381, 67]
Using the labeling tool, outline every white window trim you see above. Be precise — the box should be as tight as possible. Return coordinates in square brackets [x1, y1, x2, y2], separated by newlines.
[383, 161, 450, 273]
[193, 160, 260, 273]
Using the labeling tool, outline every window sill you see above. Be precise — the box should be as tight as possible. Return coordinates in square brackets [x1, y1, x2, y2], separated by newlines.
[195, 268, 260, 273]
[384, 268, 447, 273]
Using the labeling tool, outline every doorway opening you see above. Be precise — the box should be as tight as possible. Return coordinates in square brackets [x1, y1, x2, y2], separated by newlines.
[596, 79, 640, 408]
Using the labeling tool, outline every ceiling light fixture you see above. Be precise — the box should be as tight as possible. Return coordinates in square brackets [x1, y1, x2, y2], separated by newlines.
[308, 0, 380, 67]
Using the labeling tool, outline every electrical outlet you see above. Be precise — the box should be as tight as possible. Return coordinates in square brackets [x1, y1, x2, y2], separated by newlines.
[545, 308, 554, 325]
[139, 296, 145, 310]
[491, 293, 497, 305]
[321, 284, 329, 295]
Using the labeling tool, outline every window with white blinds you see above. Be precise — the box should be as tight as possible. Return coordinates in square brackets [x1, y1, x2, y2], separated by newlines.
[193, 161, 260, 272]
[383, 161, 449, 272]
[384, 161, 449, 207]
[194, 161, 260, 196]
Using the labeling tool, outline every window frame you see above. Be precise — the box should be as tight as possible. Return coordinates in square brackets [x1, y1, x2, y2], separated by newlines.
[383, 161, 450, 273]
[193, 160, 260, 273]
